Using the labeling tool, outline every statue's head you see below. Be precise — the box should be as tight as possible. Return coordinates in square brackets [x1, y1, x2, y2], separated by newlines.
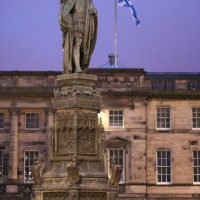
[59, 0, 65, 3]
[36, 154, 45, 164]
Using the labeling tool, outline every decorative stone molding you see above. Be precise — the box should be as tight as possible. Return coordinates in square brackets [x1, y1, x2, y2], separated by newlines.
[43, 192, 69, 200]
[97, 75, 140, 86]
[9, 107, 20, 115]
[79, 192, 107, 199]
[52, 87, 101, 110]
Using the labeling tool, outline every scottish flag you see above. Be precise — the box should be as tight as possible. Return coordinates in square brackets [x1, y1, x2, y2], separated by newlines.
[118, 0, 140, 26]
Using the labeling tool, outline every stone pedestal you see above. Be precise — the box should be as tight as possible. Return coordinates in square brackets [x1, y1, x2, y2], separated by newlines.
[32, 73, 118, 200]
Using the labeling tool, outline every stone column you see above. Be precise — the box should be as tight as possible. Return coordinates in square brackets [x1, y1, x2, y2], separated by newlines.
[44, 108, 54, 166]
[7, 107, 19, 193]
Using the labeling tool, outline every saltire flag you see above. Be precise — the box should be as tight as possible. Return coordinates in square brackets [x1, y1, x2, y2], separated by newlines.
[118, 0, 141, 26]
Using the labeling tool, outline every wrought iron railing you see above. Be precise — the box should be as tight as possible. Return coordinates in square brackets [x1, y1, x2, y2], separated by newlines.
[187, 80, 200, 90]
[151, 79, 175, 90]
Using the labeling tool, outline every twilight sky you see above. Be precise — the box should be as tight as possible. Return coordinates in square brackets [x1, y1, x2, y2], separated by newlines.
[0, 0, 200, 72]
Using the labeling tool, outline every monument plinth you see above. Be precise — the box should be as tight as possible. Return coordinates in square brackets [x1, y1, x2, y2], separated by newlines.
[31, 73, 118, 200]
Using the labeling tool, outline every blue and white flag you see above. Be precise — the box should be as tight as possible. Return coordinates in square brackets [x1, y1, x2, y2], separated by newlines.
[118, 0, 140, 26]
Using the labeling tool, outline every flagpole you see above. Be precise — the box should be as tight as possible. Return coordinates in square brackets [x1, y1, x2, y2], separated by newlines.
[114, 0, 118, 68]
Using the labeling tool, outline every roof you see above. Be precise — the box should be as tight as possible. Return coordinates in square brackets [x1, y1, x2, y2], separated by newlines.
[97, 54, 128, 69]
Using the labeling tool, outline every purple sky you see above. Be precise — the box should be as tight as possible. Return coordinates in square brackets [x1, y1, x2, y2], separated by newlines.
[0, 0, 200, 72]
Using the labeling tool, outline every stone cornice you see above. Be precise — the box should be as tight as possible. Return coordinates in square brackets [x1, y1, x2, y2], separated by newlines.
[101, 89, 200, 99]
[0, 87, 200, 99]
[0, 71, 61, 76]
[0, 87, 54, 97]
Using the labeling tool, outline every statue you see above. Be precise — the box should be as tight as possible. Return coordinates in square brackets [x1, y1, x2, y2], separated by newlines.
[30, 154, 46, 186]
[59, 0, 98, 74]
[67, 155, 80, 186]
[108, 156, 122, 187]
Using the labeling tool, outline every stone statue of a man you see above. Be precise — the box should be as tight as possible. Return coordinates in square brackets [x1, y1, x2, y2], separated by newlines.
[59, 0, 98, 74]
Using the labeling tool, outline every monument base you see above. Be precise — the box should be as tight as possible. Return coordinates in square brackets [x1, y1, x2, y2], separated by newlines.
[31, 73, 119, 200]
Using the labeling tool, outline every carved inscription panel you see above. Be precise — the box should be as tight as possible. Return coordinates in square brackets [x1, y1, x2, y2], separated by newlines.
[55, 111, 74, 154]
[77, 112, 97, 154]
[55, 110, 98, 155]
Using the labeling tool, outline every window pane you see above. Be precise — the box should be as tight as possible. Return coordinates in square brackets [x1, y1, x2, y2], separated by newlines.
[167, 175, 171, 182]
[167, 159, 171, 166]
[157, 159, 161, 166]
[162, 168, 166, 174]
[157, 151, 161, 158]
[119, 158, 123, 165]
[162, 175, 166, 182]
[194, 159, 198, 166]
[119, 150, 123, 157]
[194, 175, 197, 182]
[194, 167, 197, 174]
[167, 167, 171, 174]
[162, 151, 166, 158]
[194, 151, 197, 158]
[157, 167, 161, 174]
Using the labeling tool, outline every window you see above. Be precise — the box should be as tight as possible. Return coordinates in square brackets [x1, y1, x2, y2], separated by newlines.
[108, 149, 125, 183]
[193, 151, 200, 183]
[24, 150, 39, 183]
[25, 113, 40, 130]
[0, 151, 3, 182]
[0, 113, 4, 129]
[192, 108, 200, 129]
[156, 150, 171, 184]
[156, 107, 171, 129]
[109, 111, 123, 127]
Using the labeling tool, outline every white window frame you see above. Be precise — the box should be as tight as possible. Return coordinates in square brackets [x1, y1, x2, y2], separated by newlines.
[192, 108, 200, 130]
[156, 150, 172, 185]
[25, 112, 40, 130]
[0, 151, 3, 183]
[24, 150, 39, 183]
[156, 107, 171, 130]
[193, 151, 200, 184]
[109, 110, 124, 128]
[0, 113, 4, 130]
[108, 149, 125, 184]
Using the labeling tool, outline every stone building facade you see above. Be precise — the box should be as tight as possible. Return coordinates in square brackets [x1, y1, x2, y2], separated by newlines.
[0, 69, 200, 199]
